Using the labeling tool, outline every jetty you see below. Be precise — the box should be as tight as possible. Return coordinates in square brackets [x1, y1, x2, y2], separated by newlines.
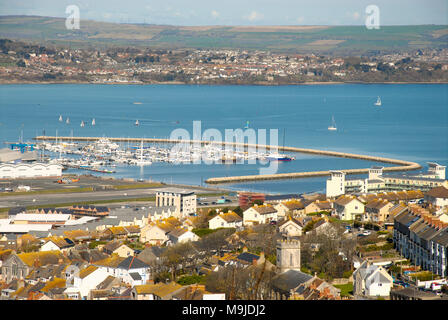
[33, 136, 422, 184]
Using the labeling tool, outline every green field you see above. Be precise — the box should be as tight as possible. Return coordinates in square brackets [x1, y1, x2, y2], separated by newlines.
[1, 16, 447, 53]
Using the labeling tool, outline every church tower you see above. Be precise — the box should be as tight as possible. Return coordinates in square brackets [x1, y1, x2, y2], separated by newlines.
[276, 239, 301, 273]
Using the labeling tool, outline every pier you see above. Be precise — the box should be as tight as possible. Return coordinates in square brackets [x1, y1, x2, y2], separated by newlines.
[33, 136, 422, 184]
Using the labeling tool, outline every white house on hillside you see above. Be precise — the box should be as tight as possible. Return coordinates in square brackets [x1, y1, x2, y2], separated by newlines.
[208, 212, 243, 230]
[353, 261, 394, 297]
[168, 228, 200, 244]
[243, 205, 278, 226]
[333, 195, 364, 221]
[64, 265, 110, 300]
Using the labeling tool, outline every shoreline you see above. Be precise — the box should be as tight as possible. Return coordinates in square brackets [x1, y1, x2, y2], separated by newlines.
[0, 80, 447, 86]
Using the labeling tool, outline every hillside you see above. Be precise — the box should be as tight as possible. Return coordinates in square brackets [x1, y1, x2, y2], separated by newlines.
[1, 15, 447, 54]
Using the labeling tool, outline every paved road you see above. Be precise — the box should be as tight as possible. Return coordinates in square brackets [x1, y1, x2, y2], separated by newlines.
[0, 187, 228, 208]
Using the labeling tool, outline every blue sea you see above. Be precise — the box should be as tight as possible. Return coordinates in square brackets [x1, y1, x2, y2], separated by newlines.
[0, 84, 447, 194]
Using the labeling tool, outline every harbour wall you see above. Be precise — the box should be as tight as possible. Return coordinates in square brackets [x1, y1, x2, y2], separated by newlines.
[33, 136, 422, 184]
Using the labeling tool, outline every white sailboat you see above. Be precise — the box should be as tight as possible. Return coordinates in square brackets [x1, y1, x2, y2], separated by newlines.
[92, 118, 96, 126]
[374, 96, 382, 106]
[135, 139, 152, 166]
[135, 120, 140, 126]
[66, 117, 70, 124]
[59, 115, 63, 122]
[80, 121, 85, 127]
[328, 116, 337, 131]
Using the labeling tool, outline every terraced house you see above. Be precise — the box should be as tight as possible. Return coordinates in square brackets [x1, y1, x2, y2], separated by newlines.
[364, 199, 394, 224]
[394, 205, 448, 277]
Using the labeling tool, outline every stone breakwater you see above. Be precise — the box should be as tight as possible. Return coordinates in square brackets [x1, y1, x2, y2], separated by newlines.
[34, 136, 422, 184]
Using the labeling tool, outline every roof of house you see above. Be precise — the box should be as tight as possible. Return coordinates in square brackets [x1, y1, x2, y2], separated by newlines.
[117, 256, 149, 270]
[17, 250, 66, 267]
[426, 186, 448, 199]
[45, 236, 74, 249]
[308, 200, 332, 210]
[252, 205, 277, 215]
[432, 228, 448, 247]
[334, 195, 361, 206]
[103, 240, 125, 253]
[134, 282, 183, 298]
[236, 252, 260, 264]
[365, 199, 391, 210]
[78, 265, 98, 279]
[271, 270, 313, 293]
[94, 254, 126, 268]
[278, 216, 303, 228]
[168, 227, 190, 239]
[218, 212, 243, 223]
[137, 246, 167, 264]
[277, 199, 305, 210]
[129, 272, 142, 281]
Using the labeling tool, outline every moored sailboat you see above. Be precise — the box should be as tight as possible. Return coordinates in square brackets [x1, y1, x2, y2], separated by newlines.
[328, 116, 337, 131]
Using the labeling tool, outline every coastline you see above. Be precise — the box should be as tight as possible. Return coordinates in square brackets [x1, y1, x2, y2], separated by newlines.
[0, 80, 447, 85]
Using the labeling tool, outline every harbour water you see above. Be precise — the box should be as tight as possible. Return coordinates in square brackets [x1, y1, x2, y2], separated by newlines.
[0, 84, 447, 194]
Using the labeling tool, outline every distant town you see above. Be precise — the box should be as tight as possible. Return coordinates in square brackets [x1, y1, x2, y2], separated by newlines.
[1, 38, 448, 85]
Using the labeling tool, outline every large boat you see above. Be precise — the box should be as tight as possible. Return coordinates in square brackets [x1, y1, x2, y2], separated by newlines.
[374, 96, 382, 106]
[328, 116, 337, 131]
[265, 153, 295, 161]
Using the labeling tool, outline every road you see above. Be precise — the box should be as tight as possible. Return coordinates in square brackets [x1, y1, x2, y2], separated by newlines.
[0, 187, 230, 208]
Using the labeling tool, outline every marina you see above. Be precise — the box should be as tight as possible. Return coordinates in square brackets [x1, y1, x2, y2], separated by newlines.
[32, 135, 422, 184]
[32, 136, 297, 170]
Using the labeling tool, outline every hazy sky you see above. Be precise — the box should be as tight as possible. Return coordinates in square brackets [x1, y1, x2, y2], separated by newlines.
[1, 0, 447, 25]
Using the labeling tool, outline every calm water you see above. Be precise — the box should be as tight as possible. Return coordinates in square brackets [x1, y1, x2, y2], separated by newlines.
[0, 84, 447, 194]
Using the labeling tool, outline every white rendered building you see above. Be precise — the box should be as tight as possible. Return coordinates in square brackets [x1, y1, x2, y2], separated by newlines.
[0, 162, 62, 179]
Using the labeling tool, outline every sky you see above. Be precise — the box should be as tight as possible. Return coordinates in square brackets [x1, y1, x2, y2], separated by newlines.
[0, 0, 447, 26]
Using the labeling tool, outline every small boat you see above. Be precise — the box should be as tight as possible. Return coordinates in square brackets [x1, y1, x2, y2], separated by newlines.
[328, 116, 337, 131]
[80, 121, 85, 127]
[92, 118, 96, 126]
[374, 96, 382, 106]
[59, 115, 63, 122]
[66, 117, 70, 124]
[244, 121, 250, 129]
[265, 153, 295, 161]
[133, 102, 143, 105]
[135, 120, 140, 126]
